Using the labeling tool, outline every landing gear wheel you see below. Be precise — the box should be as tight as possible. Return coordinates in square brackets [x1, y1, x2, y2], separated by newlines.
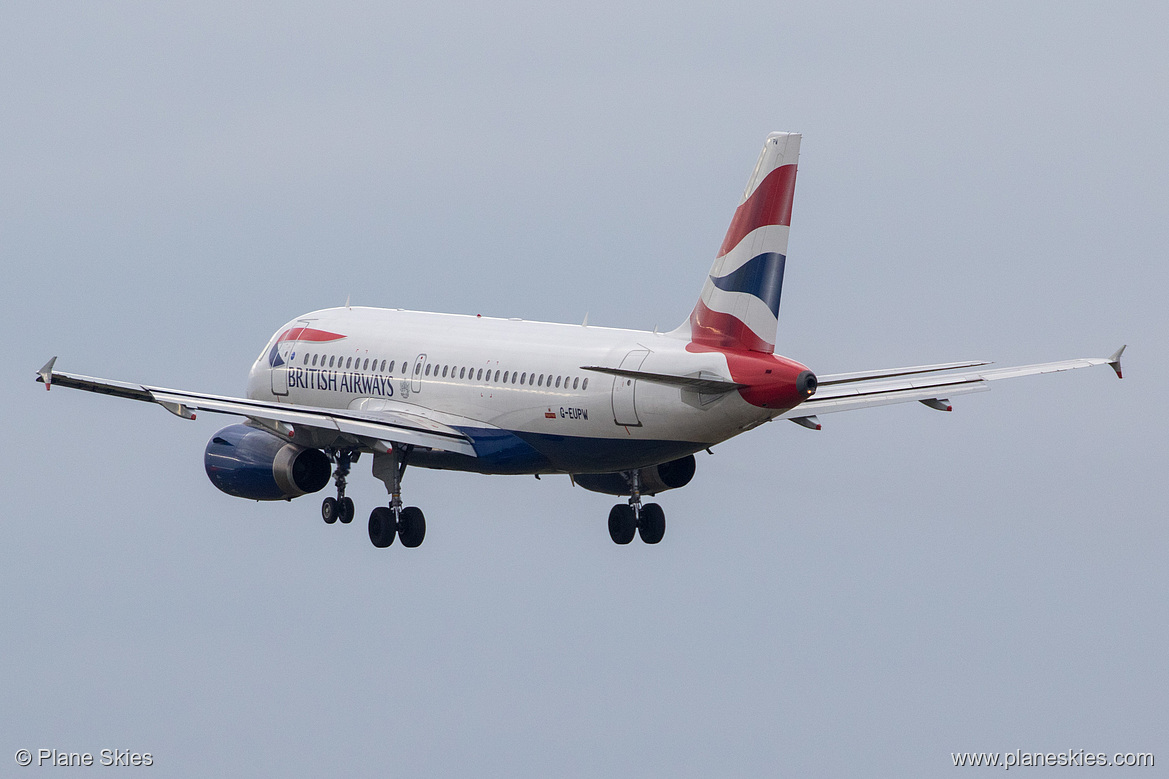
[638, 503, 665, 544]
[322, 497, 338, 524]
[398, 507, 426, 548]
[608, 504, 636, 545]
[338, 497, 355, 524]
[368, 507, 396, 548]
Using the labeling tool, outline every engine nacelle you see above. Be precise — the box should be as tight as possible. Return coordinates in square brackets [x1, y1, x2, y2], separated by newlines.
[572, 454, 696, 497]
[204, 424, 332, 501]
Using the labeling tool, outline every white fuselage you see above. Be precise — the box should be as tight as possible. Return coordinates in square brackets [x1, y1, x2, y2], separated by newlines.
[245, 307, 802, 474]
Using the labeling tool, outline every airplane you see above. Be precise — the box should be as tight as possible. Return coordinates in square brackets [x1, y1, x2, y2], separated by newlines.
[36, 132, 1125, 549]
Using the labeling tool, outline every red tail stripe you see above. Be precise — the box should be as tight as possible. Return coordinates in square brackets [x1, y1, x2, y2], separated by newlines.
[689, 300, 774, 354]
[717, 164, 797, 258]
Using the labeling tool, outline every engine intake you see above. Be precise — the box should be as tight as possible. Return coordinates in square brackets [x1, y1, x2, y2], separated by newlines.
[204, 424, 332, 501]
[572, 454, 696, 497]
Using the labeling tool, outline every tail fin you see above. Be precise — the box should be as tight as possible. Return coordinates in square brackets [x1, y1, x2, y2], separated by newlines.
[687, 132, 801, 353]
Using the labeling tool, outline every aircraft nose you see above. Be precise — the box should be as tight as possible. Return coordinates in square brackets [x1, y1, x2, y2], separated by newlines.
[246, 360, 265, 399]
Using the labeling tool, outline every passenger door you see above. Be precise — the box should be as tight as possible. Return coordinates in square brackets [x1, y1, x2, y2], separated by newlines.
[270, 320, 310, 397]
[611, 349, 649, 427]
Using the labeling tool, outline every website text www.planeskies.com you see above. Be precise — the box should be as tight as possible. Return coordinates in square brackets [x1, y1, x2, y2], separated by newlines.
[952, 749, 1153, 769]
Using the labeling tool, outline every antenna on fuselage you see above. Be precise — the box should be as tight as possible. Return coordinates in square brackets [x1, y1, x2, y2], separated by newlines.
[582, 311, 589, 327]
[345, 294, 351, 310]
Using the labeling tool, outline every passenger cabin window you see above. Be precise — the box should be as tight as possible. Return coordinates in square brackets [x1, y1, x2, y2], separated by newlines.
[385, 360, 392, 372]
[329, 356, 336, 367]
[582, 378, 589, 390]
[476, 368, 483, 381]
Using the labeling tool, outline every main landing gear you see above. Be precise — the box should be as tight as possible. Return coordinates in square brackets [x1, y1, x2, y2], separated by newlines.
[608, 469, 666, 545]
[322, 449, 357, 525]
[368, 445, 426, 549]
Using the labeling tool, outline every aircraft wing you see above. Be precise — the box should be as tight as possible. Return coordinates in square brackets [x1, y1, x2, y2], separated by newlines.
[777, 346, 1125, 428]
[35, 358, 478, 457]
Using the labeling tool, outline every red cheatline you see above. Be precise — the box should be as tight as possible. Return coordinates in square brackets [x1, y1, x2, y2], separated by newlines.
[278, 327, 347, 343]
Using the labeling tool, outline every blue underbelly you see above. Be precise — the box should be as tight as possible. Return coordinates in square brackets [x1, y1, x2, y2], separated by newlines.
[405, 427, 702, 474]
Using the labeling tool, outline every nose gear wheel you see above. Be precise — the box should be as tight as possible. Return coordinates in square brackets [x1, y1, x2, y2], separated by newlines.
[322, 449, 358, 526]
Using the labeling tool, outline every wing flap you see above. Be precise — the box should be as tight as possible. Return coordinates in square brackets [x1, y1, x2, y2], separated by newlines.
[781, 379, 990, 418]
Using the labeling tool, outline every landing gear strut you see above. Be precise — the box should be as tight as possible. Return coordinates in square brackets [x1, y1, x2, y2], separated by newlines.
[369, 445, 426, 549]
[608, 469, 665, 545]
[322, 449, 357, 524]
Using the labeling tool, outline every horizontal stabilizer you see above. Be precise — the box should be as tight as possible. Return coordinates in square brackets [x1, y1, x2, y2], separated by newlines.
[581, 365, 746, 394]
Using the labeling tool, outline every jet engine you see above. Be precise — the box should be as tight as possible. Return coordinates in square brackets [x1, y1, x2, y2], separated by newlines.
[204, 424, 332, 501]
[572, 454, 696, 496]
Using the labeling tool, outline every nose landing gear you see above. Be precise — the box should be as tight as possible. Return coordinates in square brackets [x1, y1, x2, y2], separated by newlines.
[608, 469, 666, 545]
[322, 449, 357, 525]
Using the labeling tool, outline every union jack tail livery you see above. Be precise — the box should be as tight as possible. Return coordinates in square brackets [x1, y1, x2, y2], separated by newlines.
[688, 131, 800, 354]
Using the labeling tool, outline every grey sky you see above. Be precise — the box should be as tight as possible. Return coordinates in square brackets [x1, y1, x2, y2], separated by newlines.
[2, 2, 1165, 775]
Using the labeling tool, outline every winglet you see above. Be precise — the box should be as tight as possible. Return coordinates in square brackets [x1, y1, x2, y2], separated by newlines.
[37, 357, 57, 390]
[1107, 344, 1126, 379]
